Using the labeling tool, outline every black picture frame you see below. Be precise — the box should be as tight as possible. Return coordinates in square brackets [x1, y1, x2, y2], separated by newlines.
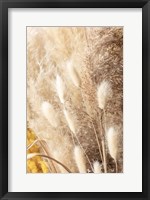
[0, 0, 150, 199]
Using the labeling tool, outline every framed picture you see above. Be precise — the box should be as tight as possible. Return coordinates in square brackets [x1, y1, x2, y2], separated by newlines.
[0, 0, 150, 199]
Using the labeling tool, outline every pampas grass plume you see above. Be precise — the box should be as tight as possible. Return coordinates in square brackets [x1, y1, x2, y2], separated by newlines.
[97, 80, 112, 109]
[67, 61, 81, 87]
[41, 101, 59, 128]
[74, 146, 86, 173]
[107, 127, 118, 161]
[63, 109, 76, 134]
[93, 161, 102, 173]
[56, 74, 65, 104]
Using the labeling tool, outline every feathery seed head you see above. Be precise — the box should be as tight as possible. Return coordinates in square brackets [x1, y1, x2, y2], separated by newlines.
[93, 161, 102, 173]
[63, 109, 76, 134]
[97, 80, 113, 109]
[56, 74, 65, 104]
[107, 127, 119, 161]
[74, 146, 87, 173]
[41, 101, 59, 128]
[67, 60, 81, 87]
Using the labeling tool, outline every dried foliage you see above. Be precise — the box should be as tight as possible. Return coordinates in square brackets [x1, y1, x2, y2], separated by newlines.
[27, 129, 49, 173]
[27, 27, 123, 173]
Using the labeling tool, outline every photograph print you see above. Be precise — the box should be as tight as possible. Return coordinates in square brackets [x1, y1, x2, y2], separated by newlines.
[27, 27, 123, 174]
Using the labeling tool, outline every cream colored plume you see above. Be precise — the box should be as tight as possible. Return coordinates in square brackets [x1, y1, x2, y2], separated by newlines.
[41, 101, 59, 128]
[74, 146, 86, 173]
[107, 127, 118, 161]
[63, 109, 76, 134]
[93, 161, 102, 173]
[67, 61, 81, 87]
[97, 80, 113, 109]
[56, 74, 65, 104]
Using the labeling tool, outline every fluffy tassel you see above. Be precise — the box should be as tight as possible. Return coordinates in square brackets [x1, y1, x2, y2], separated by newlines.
[93, 161, 102, 173]
[74, 146, 86, 173]
[107, 127, 118, 162]
[97, 80, 112, 109]
[67, 61, 81, 87]
[63, 109, 76, 134]
[41, 101, 59, 128]
[56, 74, 65, 104]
